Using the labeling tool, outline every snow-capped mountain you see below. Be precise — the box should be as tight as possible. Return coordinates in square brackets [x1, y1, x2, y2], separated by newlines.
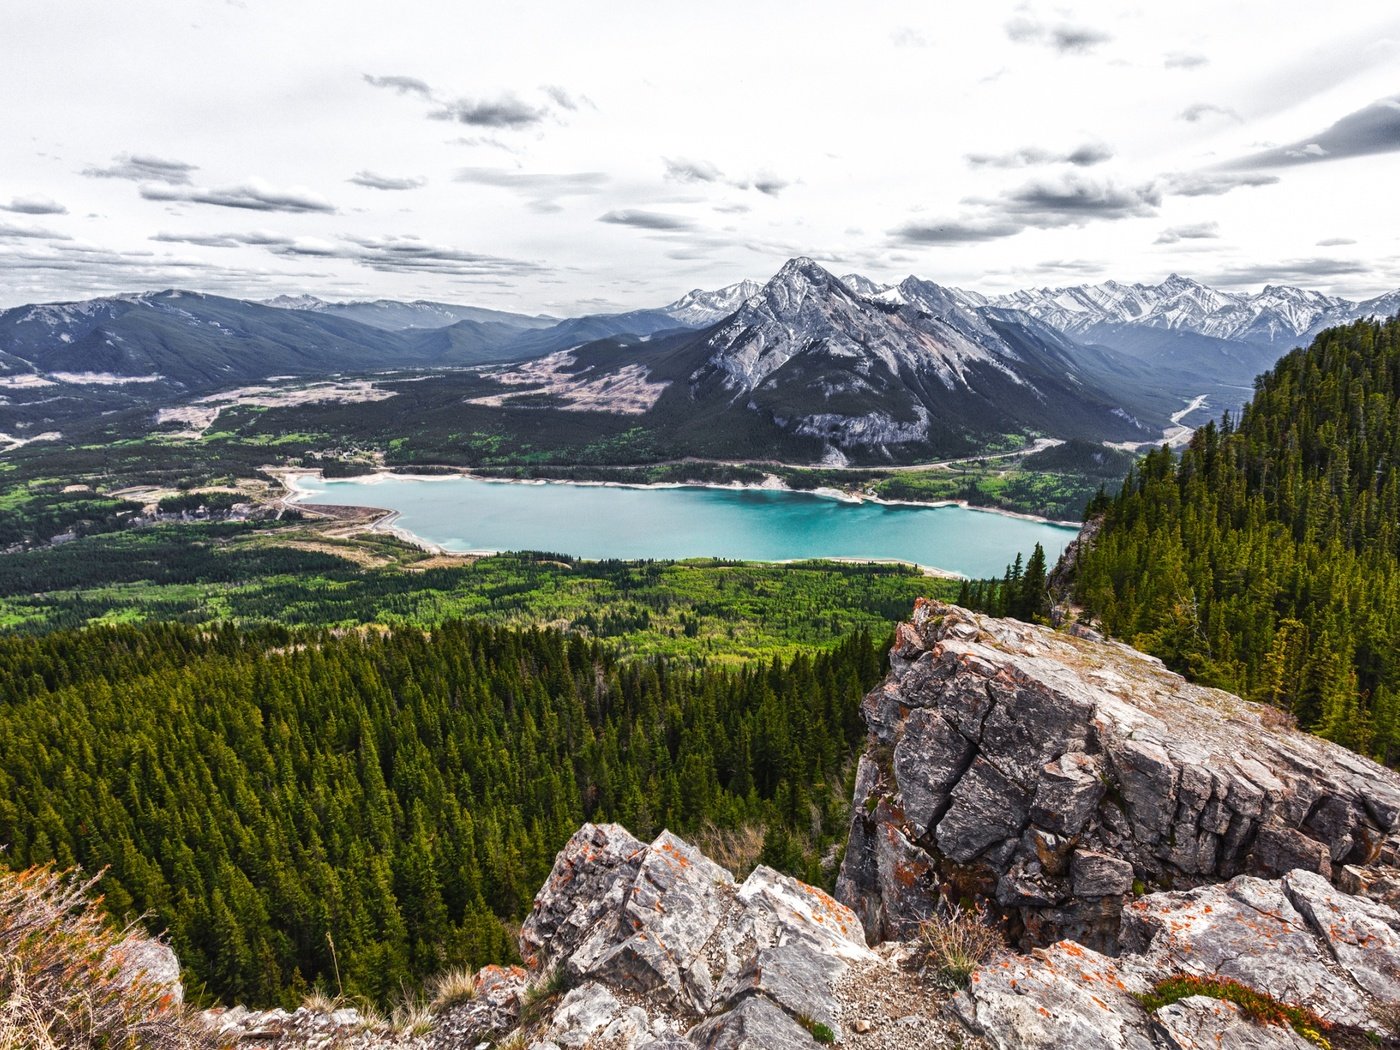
[837, 273, 891, 299]
[983, 274, 1351, 347]
[661, 279, 762, 326]
[484, 258, 1168, 462]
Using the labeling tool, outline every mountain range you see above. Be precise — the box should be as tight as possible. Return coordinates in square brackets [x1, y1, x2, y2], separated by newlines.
[464, 258, 1177, 463]
[1, 262, 1396, 462]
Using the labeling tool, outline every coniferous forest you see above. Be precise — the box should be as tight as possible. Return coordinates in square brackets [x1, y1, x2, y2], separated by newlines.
[1074, 316, 1400, 763]
[0, 620, 883, 1007]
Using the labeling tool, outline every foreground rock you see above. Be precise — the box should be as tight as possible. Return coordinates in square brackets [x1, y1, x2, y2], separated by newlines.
[957, 869, 1400, 1047]
[200, 822, 1400, 1049]
[838, 600, 1400, 950]
[519, 823, 881, 1048]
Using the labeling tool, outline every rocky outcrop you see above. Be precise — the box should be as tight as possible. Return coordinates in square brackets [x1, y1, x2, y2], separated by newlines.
[956, 868, 1400, 1047]
[182, 601, 1400, 1050]
[837, 600, 1400, 950]
[519, 823, 878, 1048]
[196, 819, 1400, 1049]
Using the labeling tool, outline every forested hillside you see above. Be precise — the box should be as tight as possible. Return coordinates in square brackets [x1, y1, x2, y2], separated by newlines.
[0, 620, 883, 1007]
[1074, 315, 1400, 764]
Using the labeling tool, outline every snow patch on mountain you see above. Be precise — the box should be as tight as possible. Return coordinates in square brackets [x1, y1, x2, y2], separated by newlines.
[661, 279, 762, 326]
[700, 258, 1023, 396]
[985, 274, 1353, 345]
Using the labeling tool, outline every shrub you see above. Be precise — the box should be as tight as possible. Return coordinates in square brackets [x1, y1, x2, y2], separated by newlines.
[0, 863, 216, 1050]
[913, 902, 1005, 989]
[796, 1014, 836, 1043]
[1136, 975, 1331, 1049]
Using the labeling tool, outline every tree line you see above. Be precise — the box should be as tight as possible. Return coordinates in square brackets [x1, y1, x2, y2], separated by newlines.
[1072, 316, 1400, 763]
[0, 619, 885, 1007]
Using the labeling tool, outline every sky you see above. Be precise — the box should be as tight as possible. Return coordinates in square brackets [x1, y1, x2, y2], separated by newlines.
[2, 1, 1399, 313]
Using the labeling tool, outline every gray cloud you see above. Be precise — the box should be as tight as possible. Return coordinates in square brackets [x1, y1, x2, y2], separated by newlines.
[0, 195, 67, 215]
[1155, 221, 1220, 244]
[1164, 51, 1208, 69]
[662, 158, 791, 197]
[664, 157, 723, 183]
[1317, 236, 1357, 246]
[1166, 171, 1279, 196]
[0, 221, 69, 240]
[430, 94, 545, 128]
[1225, 94, 1400, 169]
[889, 218, 1025, 245]
[542, 84, 585, 111]
[363, 73, 433, 98]
[1034, 258, 1109, 275]
[348, 171, 427, 191]
[140, 180, 336, 213]
[1006, 15, 1112, 54]
[338, 234, 541, 277]
[150, 230, 295, 248]
[966, 142, 1113, 168]
[81, 153, 198, 184]
[997, 174, 1162, 222]
[890, 26, 930, 48]
[456, 167, 608, 213]
[0, 237, 341, 304]
[750, 173, 790, 196]
[153, 226, 543, 280]
[893, 158, 1281, 248]
[598, 209, 695, 231]
[1206, 257, 1369, 286]
[1178, 102, 1240, 123]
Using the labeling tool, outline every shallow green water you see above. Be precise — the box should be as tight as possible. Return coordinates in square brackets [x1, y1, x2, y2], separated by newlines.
[292, 475, 1079, 578]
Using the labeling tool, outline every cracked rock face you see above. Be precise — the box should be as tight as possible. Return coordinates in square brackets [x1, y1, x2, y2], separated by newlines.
[519, 823, 876, 1049]
[837, 601, 1400, 950]
[956, 870, 1400, 1047]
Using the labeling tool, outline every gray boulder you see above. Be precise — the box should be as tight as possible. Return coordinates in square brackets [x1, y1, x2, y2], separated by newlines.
[839, 600, 1400, 949]
[954, 868, 1400, 1046]
[517, 824, 875, 1045]
[111, 935, 183, 1005]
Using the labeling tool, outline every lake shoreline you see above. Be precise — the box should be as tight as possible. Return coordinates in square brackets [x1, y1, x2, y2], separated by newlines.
[277, 466, 1084, 528]
[277, 468, 1080, 579]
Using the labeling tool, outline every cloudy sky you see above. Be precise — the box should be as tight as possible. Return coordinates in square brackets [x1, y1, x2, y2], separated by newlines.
[3, 1, 1399, 312]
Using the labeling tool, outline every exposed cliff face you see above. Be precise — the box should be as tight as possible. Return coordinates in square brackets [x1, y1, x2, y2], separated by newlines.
[836, 600, 1400, 950]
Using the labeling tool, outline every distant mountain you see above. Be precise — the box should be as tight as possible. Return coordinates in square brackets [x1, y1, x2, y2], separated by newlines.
[661, 280, 762, 326]
[986, 274, 1352, 348]
[4, 268, 1395, 461]
[0, 292, 697, 398]
[478, 259, 1170, 463]
[263, 294, 556, 332]
[0, 291, 551, 404]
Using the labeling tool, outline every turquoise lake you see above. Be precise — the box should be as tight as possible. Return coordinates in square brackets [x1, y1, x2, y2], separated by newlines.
[291, 475, 1080, 578]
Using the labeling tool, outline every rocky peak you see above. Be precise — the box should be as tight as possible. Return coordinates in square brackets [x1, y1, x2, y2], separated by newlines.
[662, 279, 763, 326]
[837, 600, 1400, 952]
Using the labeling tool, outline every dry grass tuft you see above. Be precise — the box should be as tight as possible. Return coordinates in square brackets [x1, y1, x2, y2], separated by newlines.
[390, 997, 434, 1037]
[693, 822, 767, 878]
[0, 863, 216, 1049]
[914, 901, 1006, 989]
[300, 989, 341, 1014]
[429, 965, 480, 1009]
